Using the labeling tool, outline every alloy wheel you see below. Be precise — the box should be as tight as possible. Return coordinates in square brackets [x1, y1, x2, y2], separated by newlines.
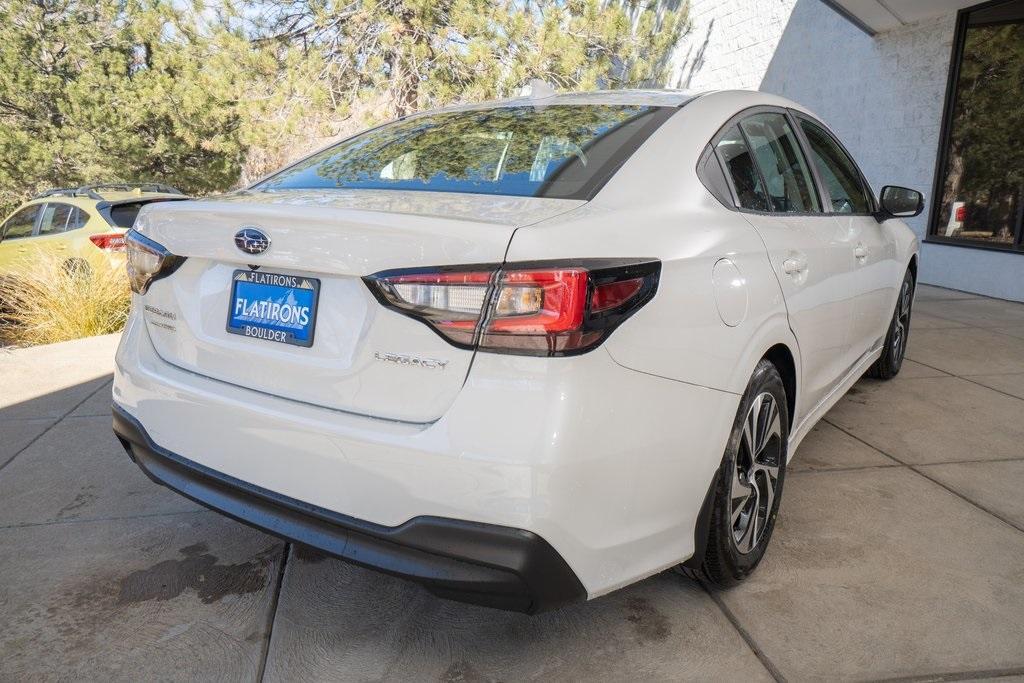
[730, 392, 783, 555]
[891, 279, 912, 364]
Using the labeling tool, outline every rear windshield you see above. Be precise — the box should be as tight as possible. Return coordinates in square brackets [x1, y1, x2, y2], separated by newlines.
[107, 199, 184, 228]
[255, 104, 675, 200]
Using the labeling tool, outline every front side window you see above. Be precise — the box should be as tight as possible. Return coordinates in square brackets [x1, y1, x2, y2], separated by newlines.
[933, 0, 1024, 248]
[1, 206, 40, 240]
[256, 105, 674, 200]
[799, 119, 872, 214]
[716, 126, 770, 211]
[740, 113, 820, 213]
[38, 203, 74, 235]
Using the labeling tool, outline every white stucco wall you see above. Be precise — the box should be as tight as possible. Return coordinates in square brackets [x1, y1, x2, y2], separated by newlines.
[672, 0, 799, 90]
[670, 0, 1023, 302]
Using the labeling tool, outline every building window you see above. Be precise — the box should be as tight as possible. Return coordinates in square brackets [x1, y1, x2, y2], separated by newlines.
[931, 0, 1024, 251]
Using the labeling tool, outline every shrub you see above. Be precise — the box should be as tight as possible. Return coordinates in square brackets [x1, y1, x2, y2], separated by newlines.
[0, 253, 130, 346]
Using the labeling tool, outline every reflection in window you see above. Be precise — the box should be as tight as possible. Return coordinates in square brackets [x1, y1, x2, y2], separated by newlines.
[257, 105, 671, 200]
[740, 113, 820, 213]
[934, 0, 1024, 248]
[799, 119, 872, 214]
[716, 126, 770, 212]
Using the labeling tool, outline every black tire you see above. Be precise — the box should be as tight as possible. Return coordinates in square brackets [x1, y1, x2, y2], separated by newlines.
[867, 269, 915, 380]
[685, 359, 789, 587]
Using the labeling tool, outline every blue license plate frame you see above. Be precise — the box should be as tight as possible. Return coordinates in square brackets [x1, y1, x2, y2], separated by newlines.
[226, 269, 320, 348]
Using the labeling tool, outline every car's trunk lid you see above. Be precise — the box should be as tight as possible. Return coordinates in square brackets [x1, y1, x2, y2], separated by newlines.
[135, 189, 582, 422]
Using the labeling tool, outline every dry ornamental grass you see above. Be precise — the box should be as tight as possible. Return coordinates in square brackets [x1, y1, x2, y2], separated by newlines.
[0, 253, 130, 347]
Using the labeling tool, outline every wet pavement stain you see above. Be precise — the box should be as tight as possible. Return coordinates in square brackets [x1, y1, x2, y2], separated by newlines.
[118, 542, 277, 605]
[439, 659, 490, 683]
[625, 596, 670, 643]
[54, 487, 98, 520]
[293, 543, 329, 564]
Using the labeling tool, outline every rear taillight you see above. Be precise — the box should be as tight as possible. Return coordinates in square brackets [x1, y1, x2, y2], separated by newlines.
[125, 230, 185, 294]
[89, 233, 127, 251]
[365, 259, 660, 356]
[954, 205, 967, 222]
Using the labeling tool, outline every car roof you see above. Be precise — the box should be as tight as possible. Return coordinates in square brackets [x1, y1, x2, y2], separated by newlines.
[23, 191, 184, 209]
[431, 88, 705, 113]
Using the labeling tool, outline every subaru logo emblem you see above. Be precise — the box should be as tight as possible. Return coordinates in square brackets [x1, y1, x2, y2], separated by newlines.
[234, 227, 270, 255]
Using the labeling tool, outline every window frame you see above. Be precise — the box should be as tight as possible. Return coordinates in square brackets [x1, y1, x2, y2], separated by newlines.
[37, 202, 76, 236]
[0, 204, 44, 241]
[703, 105, 876, 218]
[789, 112, 879, 216]
[926, 0, 1024, 255]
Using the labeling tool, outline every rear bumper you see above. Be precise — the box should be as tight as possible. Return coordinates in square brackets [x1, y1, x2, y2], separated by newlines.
[113, 404, 586, 613]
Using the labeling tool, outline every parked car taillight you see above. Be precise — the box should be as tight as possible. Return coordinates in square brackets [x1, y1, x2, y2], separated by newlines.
[89, 233, 127, 252]
[125, 230, 185, 294]
[365, 259, 660, 356]
[955, 205, 967, 222]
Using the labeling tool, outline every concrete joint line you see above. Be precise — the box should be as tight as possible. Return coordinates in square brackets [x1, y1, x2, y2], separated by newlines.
[822, 419, 1024, 536]
[0, 380, 113, 475]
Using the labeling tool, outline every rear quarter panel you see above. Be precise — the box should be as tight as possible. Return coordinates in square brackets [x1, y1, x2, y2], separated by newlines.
[505, 92, 799, 399]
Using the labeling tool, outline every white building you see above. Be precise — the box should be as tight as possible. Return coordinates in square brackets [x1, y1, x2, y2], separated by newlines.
[669, 0, 1023, 301]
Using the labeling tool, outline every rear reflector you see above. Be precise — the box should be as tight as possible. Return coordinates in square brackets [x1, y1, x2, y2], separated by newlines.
[89, 233, 127, 251]
[365, 259, 660, 356]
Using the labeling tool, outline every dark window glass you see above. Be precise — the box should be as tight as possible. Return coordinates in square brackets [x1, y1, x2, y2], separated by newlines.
[67, 207, 88, 231]
[934, 1, 1024, 247]
[716, 126, 770, 211]
[740, 113, 820, 213]
[799, 119, 872, 214]
[1, 206, 40, 240]
[38, 203, 74, 235]
[109, 203, 146, 228]
[256, 105, 673, 200]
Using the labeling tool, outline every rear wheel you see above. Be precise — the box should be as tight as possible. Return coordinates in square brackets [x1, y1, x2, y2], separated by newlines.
[868, 269, 914, 380]
[685, 359, 788, 586]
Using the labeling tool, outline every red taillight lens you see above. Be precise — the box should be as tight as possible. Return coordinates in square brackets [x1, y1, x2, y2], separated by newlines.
[89, 233, 127, 252]
[954, 205, 967, 222]
[366, 270, 494, 347]
[365, 259, 660, 356]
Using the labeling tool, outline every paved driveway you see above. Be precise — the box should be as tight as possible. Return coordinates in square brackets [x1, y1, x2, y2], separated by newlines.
[1, 285, 1023, 682]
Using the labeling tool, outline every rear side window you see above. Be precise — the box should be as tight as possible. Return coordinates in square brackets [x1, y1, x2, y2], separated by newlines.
[256, 105, 675, 200]
[67, 207, 88, 230]
[716, 126, 770, 212]
[38, 203, 74, 235]
[799, 119, 873, 214]
[1, 206, 40, 240]
[740, 113, 820, 213]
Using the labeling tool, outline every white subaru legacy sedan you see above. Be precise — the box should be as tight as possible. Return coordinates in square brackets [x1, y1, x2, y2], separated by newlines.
[113, 89, 921, 613]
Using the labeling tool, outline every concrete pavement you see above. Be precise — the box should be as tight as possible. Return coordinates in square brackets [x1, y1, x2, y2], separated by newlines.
[1, 285, 1023, 681]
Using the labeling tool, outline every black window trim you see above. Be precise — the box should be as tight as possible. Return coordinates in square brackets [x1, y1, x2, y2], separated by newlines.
[702, 104, 877, 218]
[37, 201, 79, 236]
[788, 110, 879, 216]
[0, 203, 44, 241]
[925, 0, 1024, 256]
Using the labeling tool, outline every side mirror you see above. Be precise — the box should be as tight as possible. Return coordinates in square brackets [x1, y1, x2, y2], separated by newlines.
[878, 185, 924, 219]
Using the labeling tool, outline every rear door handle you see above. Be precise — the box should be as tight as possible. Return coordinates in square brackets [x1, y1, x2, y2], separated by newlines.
[782, 256, 807, 275]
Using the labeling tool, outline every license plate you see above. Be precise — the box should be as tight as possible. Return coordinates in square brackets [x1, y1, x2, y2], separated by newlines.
[226, 270, 320, 347]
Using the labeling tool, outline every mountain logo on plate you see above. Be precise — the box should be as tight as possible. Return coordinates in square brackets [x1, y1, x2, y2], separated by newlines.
[234, 227, 271, 255]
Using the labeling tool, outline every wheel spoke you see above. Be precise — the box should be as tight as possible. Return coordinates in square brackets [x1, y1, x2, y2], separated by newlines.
[731, 465, 752, 524]
[732, 390, 784, 555]
[758, 468, 776, 514]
